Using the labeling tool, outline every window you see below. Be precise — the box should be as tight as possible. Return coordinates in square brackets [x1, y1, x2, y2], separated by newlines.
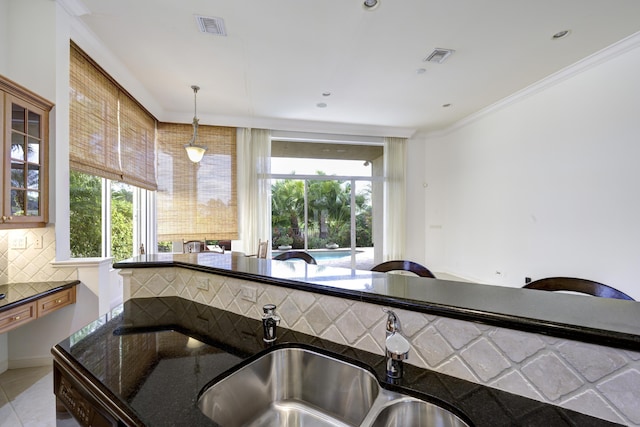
[69, 42, 156, 260]
[70, 171, 149, 261]
[271, 140, 383, 269]
[156, 123, 238, 251]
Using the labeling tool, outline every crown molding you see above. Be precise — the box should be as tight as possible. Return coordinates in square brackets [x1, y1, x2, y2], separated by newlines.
[425, 31, 640, 139]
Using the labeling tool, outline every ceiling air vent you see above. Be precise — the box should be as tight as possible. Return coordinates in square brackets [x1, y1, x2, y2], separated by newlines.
[195, 15, 227, 36]
[424, 48, 455, 64]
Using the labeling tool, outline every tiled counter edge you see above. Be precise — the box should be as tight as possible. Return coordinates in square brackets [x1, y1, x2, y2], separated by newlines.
[119, 267, 640, 426]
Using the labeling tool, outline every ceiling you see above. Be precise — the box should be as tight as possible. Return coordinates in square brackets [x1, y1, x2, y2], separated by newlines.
[62, 0, 640, 137]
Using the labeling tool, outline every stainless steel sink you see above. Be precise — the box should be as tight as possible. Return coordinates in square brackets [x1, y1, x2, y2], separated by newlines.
[367, 398, 470, 427]
[198, 346, 471, 427]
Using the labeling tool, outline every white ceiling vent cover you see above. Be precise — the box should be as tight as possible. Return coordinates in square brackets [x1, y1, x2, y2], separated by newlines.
[424, 48, 455, 64]
[195, 15, 227, 36]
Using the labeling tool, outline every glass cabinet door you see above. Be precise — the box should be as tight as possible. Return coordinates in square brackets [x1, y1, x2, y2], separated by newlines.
[10, 102, 43, 217]
[2, 92, 49, 227]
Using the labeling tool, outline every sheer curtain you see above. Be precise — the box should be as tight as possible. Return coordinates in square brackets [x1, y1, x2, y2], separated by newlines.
[238, 128, 271, 255]
[383, 137, 407, 260]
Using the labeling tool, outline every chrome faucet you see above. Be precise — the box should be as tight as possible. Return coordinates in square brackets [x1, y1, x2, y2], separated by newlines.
[383, 309, 410, 379]
[262, 304, 280, 343]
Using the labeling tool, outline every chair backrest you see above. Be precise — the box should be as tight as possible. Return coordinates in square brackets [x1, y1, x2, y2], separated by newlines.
[183, 240, 204, 253]
[273, 251, 318, 265]
[371, 260, 435, 278]
[523, 277, 634, 300]
[257, 240, 269, 259]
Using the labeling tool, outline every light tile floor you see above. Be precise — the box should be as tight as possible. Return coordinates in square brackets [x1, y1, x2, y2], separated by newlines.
[0, 365, 55, 427]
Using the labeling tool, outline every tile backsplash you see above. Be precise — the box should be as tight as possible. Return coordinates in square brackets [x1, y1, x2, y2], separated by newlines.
[123, 266, 640, 426]
[0, 231, 7, 283]
[0, 226, 77, 283]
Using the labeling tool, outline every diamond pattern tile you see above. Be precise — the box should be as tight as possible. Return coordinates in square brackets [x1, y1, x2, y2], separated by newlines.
[490, 370, 544, 401]
[560, 390, 625, 425]
[335, 310, 367, 344]
[597, 369, 640, 424]
[521, 353, 583, 400]
[490, 327, 546, 363]
[1, 227, 77, 284]
[414, 326, 456, 366]
[122, 267, 640, 426]
[558, 341, 628, 382]
[436, 317, 482, 350]
[460, 338, 511, 382]
[0, 232, 8, 283]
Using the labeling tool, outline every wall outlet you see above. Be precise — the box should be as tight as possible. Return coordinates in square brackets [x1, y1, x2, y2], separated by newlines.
[196, 279, 209, 291]
[241, 285, 257, 302]
[10, 236, 27, 249]
[34, 235, 43, 249]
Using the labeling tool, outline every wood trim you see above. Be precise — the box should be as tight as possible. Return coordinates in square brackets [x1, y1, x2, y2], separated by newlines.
[1, 77, 51, 228]
[0, 74, 53, 112]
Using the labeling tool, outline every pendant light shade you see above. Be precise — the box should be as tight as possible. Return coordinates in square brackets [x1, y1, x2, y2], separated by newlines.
[184, 85, 207, 163]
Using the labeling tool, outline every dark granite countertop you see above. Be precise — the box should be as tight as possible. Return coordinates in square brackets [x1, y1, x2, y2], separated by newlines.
[52, 297, 620, 427]
[0, 280, 80, 312]
[113, 253, 640, 351]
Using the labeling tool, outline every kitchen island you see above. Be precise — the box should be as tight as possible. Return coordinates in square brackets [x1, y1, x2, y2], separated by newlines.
[107, 252, 640, 425]
[52, 297, 620, 426]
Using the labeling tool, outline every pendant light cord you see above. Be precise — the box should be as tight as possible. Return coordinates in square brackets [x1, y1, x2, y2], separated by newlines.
[190, 85, 200, 144]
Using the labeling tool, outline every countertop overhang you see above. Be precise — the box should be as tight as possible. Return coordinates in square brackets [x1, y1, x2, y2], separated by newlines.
[113, 253, 640, 351]
[0, 280, 80, 312]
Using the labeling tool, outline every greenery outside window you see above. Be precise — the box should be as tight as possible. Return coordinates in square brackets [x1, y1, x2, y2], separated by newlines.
[271, 140, 383, 269]
[70, 171, 147, 262]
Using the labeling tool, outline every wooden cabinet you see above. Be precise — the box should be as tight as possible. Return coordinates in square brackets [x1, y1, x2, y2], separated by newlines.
[0, 301, 36, 333]
[0, 286, 76, 334]
[1, 75, 53, 229]
[38, 286, 76, 317]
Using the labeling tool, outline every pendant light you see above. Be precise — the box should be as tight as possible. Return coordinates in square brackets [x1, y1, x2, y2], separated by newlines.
[184, 85, 207, 163]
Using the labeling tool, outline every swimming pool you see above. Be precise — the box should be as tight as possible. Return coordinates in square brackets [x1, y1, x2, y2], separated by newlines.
[272, 249, 363, 260]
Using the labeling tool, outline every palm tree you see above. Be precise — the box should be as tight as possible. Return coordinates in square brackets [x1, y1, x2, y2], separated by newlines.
[271, 179, 305, 242]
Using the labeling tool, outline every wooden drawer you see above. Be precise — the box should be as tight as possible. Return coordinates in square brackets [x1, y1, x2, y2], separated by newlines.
[0, 301, 36, 333]
[38, 287, 76, 318]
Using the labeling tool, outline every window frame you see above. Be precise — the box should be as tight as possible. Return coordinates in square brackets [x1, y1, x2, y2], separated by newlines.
[69, 172, 151, 260]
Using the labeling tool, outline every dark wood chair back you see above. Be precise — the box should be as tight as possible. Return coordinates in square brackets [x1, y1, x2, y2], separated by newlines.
[371, 260, 435, 278]
[273, 251, 318, 265]
[523, 277, 634, 300]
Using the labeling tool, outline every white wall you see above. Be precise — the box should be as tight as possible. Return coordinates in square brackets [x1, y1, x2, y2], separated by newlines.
[2, 0, 56, 99]
[8, 284, 98, 368]
[421, 39, 640, 298]
[404, 137, 427, 262]
[0, 0, 8, 73]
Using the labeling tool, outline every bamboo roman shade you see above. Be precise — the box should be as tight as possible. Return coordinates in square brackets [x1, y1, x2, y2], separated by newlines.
[69, 43, 157, 190]
[119, 95, 157, 189]
[156, 123, 238, 241]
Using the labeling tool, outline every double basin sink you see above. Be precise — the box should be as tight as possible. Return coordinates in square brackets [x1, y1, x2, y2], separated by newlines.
[198, 346, 471, 427]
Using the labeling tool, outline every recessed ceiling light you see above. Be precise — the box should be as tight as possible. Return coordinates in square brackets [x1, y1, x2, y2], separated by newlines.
[317, 102, 327, 108]
[416, 68, 426, 74]
[363, 0, 380, 11]
[442, 103, 452, 108]
[322, 92, 331, 97]
[552, 30, 571, 40]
